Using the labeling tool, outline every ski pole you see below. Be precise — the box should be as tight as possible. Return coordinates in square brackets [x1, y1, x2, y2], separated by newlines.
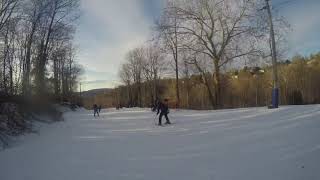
[153, 114, 158, 125]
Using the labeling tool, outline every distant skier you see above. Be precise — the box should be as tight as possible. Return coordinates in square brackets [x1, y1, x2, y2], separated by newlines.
[93, 104, 99, 117]
[157, 99, 171, 126]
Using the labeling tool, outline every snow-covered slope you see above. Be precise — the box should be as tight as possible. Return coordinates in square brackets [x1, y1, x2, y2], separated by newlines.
[1, 105, 320, 180]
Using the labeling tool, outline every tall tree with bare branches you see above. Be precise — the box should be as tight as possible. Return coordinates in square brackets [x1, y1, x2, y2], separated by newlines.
[157, 0, 182, 107]
[34, 0, 79, 96]
[164, 0, 264, 108]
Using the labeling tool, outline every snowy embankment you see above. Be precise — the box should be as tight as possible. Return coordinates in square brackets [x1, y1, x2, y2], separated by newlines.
[0, 105, 320, 180]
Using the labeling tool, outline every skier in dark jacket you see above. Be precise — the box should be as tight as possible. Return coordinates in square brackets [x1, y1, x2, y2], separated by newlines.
[157, 99, 171, 126]
[93, 104, 99, 117]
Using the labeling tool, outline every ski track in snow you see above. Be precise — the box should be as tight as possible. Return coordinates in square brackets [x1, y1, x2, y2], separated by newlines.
[1, 105, 320, 180]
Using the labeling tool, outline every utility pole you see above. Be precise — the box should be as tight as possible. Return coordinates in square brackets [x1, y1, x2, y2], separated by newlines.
[265, 0, 279, 108]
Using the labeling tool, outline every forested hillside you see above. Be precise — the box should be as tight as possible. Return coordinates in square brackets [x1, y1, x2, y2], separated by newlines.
[83, 53, 320, 110]
[0, 0, 82, 146]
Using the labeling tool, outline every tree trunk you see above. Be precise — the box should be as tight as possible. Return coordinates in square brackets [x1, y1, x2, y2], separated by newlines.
[194, 59, 215, 108]
[175, 55, 180, 108]
[127, 84, 131, 107]
[214, 60, 221, 108]
[139, 81, 142, 107]
[22, 22, 37, 96]
[3, 28, 9, 94]
[35, 4, 57, 95]
[186, 78, 190, 108]
[203, 74, 215, 109]
[173, 17, 180, 108]
[9, 59, 13, 95]
[153, 69, 158, 102]
[53, 57, 59, 96]
[35, 37, 46, 95]
[184, 61, 190, 108]
[3, 53, 6, 93]
[69, 60, 72, 94]
[174, 22, 180, 108]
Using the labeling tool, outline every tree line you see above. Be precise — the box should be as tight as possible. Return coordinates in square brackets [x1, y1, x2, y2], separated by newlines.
[0, 0, 82, 147]
[0, 0, 82, 103]
[115, 0, 319, 110]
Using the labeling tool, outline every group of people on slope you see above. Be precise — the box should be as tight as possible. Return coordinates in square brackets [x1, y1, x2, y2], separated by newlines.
[92, 99, 172, 126]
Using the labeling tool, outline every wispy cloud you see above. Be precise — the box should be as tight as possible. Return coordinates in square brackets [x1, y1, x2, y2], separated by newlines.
[278, 0, 320, 57]
[75, 0, 161, 90]
[75, 0, 320, 90]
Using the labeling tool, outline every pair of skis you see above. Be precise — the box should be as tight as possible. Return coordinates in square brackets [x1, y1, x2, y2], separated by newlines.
[153, 114, 173, 127]
[157, 123, 173, 127]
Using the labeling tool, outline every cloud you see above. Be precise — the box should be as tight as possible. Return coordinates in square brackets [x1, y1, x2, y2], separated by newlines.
[80, 68, 119, 91]
[84, 80, 111, 85]
[82, 80, 121, 91]
[83, 68, 116, 80]
[75, 0, 158, 89]
[279, 0, 320, 57]
[75, 0, 320, 91]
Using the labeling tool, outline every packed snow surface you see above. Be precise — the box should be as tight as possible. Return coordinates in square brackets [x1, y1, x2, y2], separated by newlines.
[1, 105, 320, 180]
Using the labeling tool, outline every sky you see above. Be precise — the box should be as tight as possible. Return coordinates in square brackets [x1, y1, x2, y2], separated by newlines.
[74, 0, 320, 91]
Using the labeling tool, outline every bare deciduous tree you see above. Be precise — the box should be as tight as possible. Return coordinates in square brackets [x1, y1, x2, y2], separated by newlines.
[157, 0, 182, 107]
[34, 0, 79, 95]
[163, 0, 264, 108]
